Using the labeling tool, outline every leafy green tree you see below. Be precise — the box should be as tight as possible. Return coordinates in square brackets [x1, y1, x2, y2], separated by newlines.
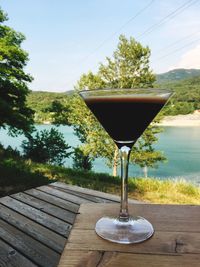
[98, 35, 155, 88]
[45, 100, 71, 125]
[27, 91, 71, 123]
[48, 35, 166, 175]
[164, 101, 194, 115]
[131, 125, 166, 177]
[72, 147, 93, 170]
[22, 128, 72, 165]
[71, 35, 165, 175]
[67, 83, 118, 173]
[0, 7, 34, 135]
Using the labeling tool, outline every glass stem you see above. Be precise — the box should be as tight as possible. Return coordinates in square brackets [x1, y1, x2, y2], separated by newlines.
[119, 145, 131, 222]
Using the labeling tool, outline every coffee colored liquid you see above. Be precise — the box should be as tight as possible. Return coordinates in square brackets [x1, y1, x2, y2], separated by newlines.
[85, 96, 167, 147]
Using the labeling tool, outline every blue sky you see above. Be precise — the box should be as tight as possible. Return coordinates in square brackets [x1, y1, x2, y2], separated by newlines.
[1, 0, 200, 92]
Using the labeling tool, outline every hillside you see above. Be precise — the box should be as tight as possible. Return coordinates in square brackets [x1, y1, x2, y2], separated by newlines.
[156, 74, 200, 115]
[27, 91, 68, 123]
[27, 69, 200, 121]
[156, 68, 200, 84]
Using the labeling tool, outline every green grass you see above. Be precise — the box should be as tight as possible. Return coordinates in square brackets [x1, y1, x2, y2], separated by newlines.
[33, 164, 200, 204]
[32, 163, 121, 194]
[129, 178, 200, 204]
[0, 150, 200, 204]
[0, 158, 50, 196]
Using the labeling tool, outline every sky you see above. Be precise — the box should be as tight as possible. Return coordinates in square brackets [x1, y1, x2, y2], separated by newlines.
[1, 0, 200, 92]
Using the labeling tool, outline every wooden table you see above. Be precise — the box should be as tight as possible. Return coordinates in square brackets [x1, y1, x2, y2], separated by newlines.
[58, 203, 200, 267]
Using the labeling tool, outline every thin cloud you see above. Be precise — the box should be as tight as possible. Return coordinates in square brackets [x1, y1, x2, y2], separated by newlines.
[169, 43, 200, 70]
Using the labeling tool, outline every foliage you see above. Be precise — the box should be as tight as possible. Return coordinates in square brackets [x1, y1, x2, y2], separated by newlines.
[97, 35, 155, 88]
[69, 91, 116, 162]
[68, 35, 165, 175]
[1, 143, 199, 204]
[0, 7, 34, 135]
[34, 163, 200, 204]
[72, 146, 93, 170]
[0, 144, 50, 197]
[22, 128, 72, 165]
[26, 91, 70, 123]
[156, 75, 200, 115]
[167, 102, 194, 115]
[45, 99, 71, 125]
[156, 68, 200, 84]
[27, 70, 200, 124]
[0, 142, 20, 159]
[131, 125, 166, 168]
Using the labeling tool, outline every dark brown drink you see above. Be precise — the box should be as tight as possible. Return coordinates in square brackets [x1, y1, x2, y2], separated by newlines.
[80, 88, 172, 244]
[84, 95, 167, 147]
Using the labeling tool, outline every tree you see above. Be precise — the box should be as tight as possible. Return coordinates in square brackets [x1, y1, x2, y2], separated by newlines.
[131, 124, 166, 177]
[72, 146, 93, 170]
[22, 128, 72, 165]
[49, 35, 166, 175]
[72, 35, 165, 175]
[98, 35, 155, 88]
[45, 99, 71, 125]
[0, 7, 34, 136]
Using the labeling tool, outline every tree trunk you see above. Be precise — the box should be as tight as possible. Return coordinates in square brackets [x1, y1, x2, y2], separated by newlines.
[142, 165, 148, 178]
[112, 145, 119, 177]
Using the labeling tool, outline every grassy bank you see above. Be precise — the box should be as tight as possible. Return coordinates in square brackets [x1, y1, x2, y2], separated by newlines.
[129, 178, 200, 204]
[0, 154, 199, 204]
[33, 163, 200, 204]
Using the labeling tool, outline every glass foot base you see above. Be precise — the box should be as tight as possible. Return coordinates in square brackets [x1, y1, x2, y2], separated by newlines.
[95, 216, 154, 244]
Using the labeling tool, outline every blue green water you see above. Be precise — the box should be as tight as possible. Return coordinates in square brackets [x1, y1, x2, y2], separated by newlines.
[1, 125, 200, 184]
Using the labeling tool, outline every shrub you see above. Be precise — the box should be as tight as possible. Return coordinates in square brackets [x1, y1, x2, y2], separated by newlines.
[72, 147, 93, 170]
[22, 128, 72, 165]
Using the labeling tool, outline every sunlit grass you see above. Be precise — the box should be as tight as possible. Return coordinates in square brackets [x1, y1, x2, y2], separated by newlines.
[129, 178, 200, 204]
[1, 154, 199, 204]
[33, 164, 200, 204]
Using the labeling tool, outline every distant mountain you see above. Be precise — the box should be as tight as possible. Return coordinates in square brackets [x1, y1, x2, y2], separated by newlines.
[66, 89, 75, 95]
[156, 68, 200, 84]
[156, 72, 200, 116]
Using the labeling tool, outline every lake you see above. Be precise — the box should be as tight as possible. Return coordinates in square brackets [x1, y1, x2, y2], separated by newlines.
[1, 125, 200, 184]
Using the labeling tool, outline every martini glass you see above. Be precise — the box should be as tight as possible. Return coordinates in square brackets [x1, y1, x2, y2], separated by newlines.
[79, 88, 172, 244]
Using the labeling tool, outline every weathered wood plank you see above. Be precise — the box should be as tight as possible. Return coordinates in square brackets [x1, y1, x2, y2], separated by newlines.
[66, 229, 200, 254]
[11, 192, 76, 224]
[0, 196, 71, 237]
[52, 182, 140, 203]
[0, 204, 66, 253]
[51, 182, 120, 202]
[38, 186, 92, 205]
[0, 238, 37, 267]
[50, 184, 114, 203]
[57, 203, 200, 267]
[58, 250, 200, 267]
[25, 188, 79, 213]
[58, 250, 101, 267]
[73, 203, 200, 232]
[0, 219, 60, 267]
[51, 182, 120, 200]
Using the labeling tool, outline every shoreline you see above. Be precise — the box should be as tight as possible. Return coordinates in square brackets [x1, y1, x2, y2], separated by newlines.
[159, 113, 200, 127]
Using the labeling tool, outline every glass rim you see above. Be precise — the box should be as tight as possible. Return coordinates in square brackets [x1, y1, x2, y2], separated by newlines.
[79, 87, 173, 96]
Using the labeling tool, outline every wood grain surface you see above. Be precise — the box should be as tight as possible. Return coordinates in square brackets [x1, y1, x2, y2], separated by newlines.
[58, 203, 200, 267]
[0, 182, 128, 267]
